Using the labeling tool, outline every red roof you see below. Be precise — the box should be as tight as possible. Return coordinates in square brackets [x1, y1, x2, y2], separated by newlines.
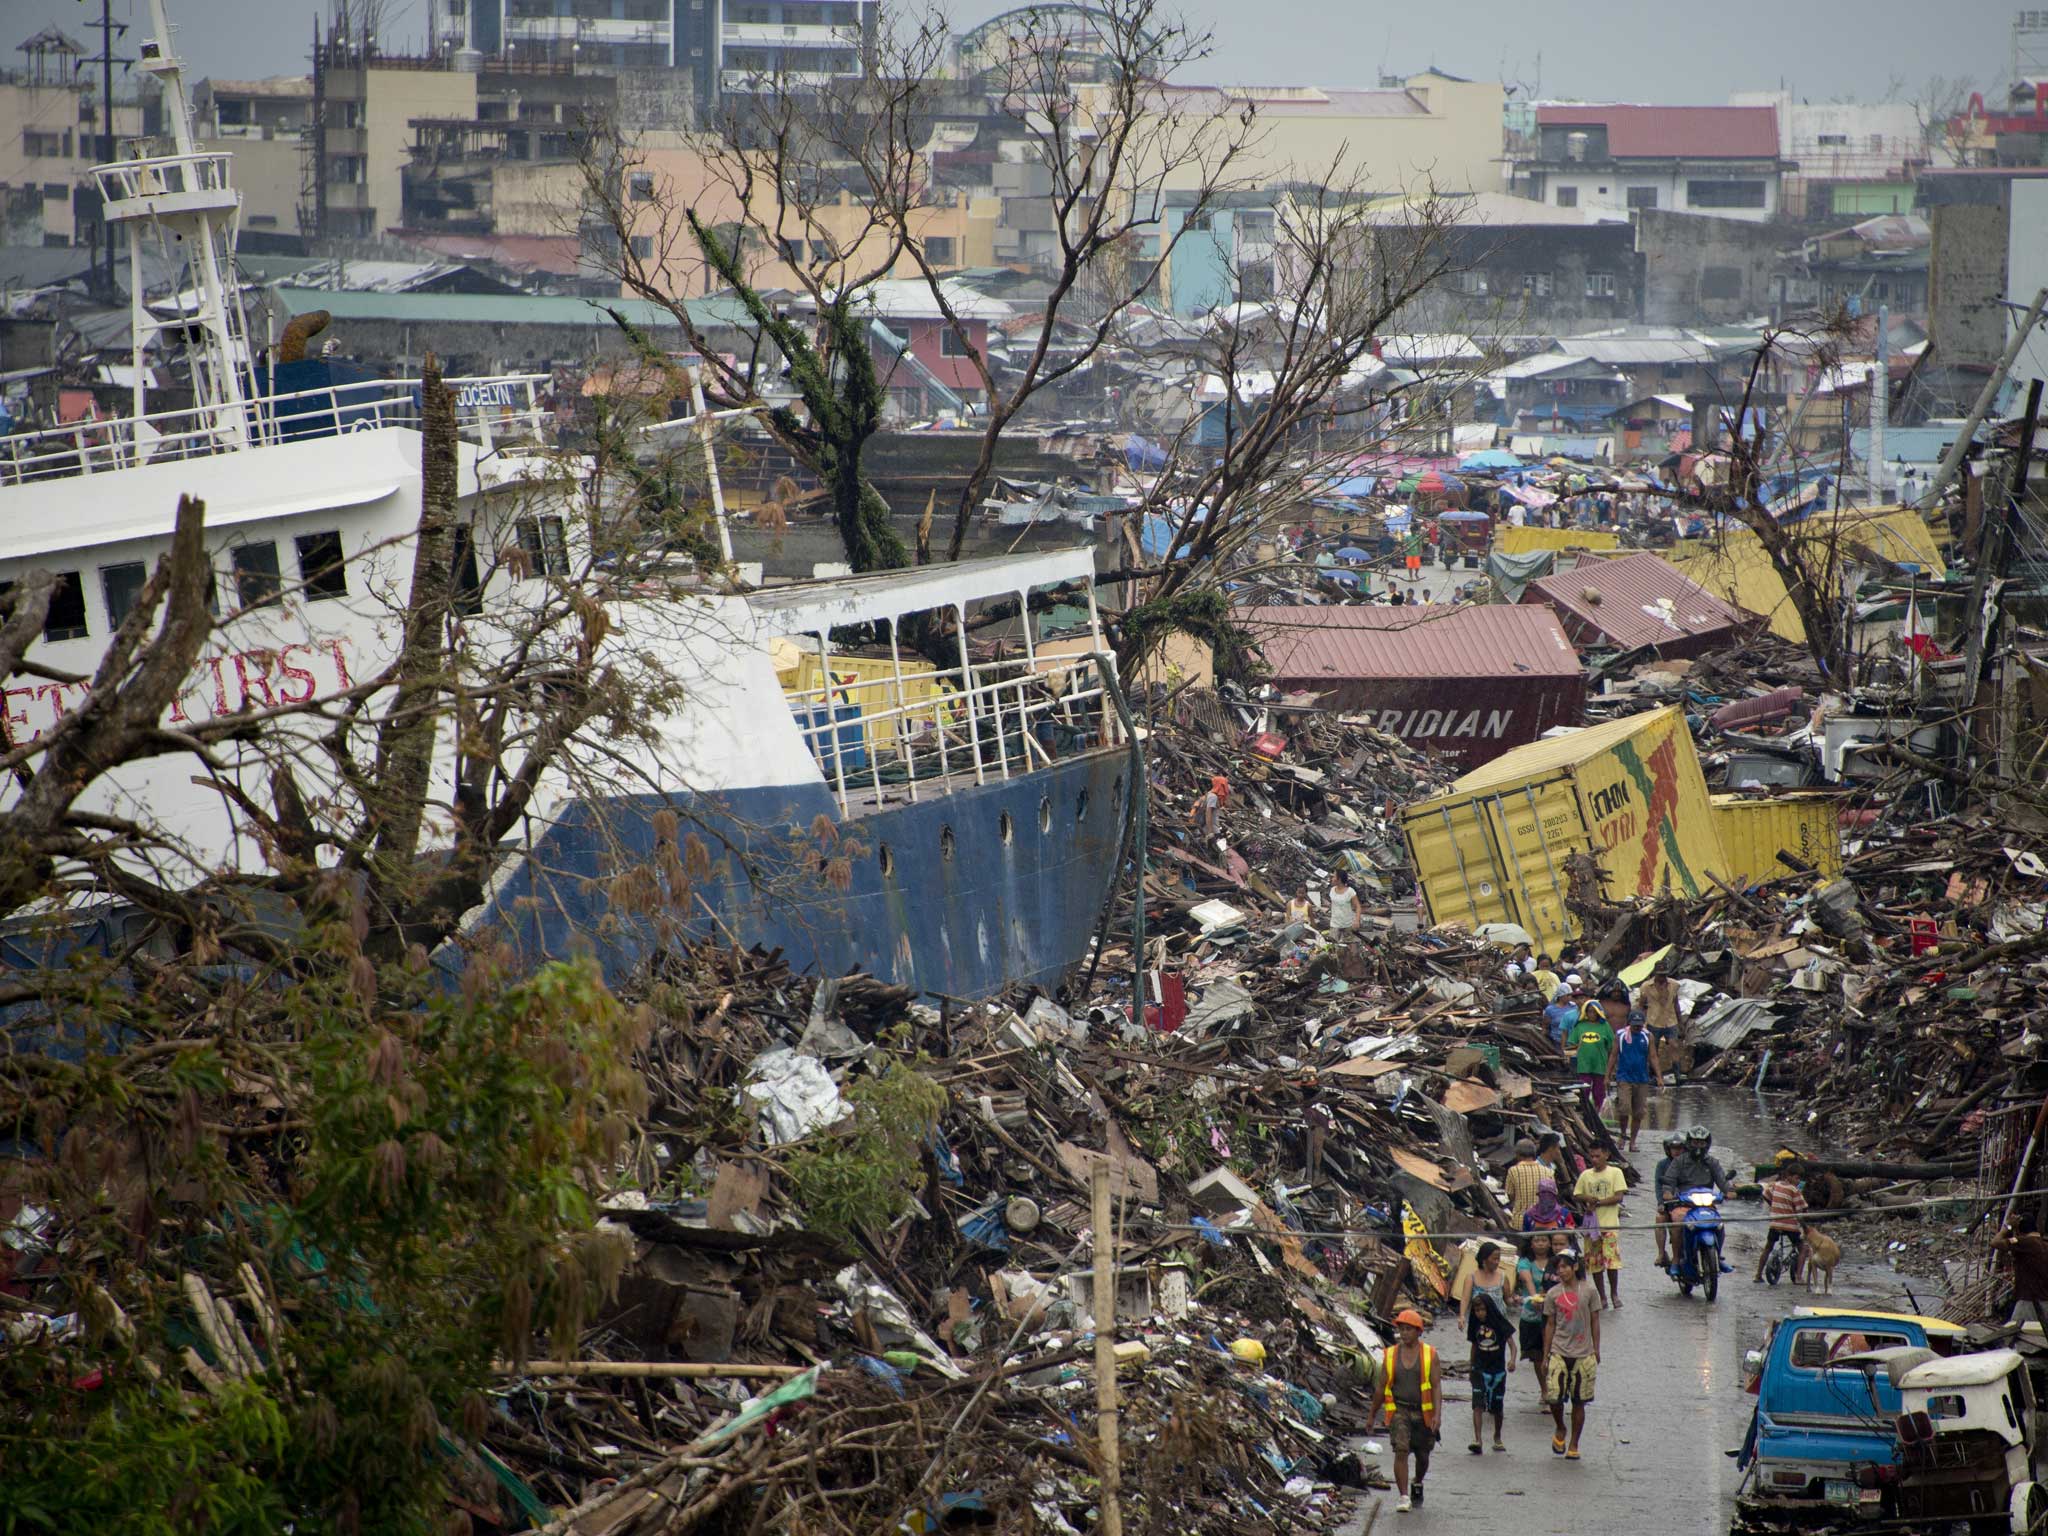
[1535, 104, 1779, 160]
[1521, 551, 1750, 657]
[1247, 603, 1582, 682]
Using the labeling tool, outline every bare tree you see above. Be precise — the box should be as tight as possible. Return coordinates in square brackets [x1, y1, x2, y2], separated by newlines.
[1104, 180, 1474, 667]
[580, 0, 1264, 572]
[1909, 75, 1982, 168]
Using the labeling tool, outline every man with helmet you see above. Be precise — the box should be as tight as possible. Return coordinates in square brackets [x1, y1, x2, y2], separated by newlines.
[1365, 1309, 1442, 1513]
[1665, 1126, 1729, 1228]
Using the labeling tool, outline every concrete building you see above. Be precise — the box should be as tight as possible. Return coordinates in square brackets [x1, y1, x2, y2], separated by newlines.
[1510, 104, 1786, 223]
[1633, 206, 1792, 325]
[1105, 72, 1506, 199]
[619, 136, 997, 297]
[431, 0, 877, 119]
[192, 77, 314, 241]
[1388, 192, 1639, 332]
[0, 28, 148, 248]
[312, 36, 480, 240]
[1729, 92, 1932, 221]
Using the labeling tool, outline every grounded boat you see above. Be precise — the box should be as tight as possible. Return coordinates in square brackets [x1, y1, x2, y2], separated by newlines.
[0, 0, 1126, 1001]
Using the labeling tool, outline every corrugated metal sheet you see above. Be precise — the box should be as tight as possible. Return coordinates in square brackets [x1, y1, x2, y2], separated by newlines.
[1664, 506, 1948, 643]
[1522, 550, 1750, 658]
[1247, 603, 1582, 681]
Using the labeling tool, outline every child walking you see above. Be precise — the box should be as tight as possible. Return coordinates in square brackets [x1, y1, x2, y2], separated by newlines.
[1467, 1287, 1516, 1454]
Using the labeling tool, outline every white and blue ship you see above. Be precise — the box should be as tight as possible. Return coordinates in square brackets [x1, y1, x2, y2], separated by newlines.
[0, 0, 1127, 1002]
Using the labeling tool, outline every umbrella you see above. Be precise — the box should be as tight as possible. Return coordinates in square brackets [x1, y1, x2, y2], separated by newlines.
[1460, 449, 1523, 470]
[1334, 545, 1371, 563]
[1413, 470, 1447, 495]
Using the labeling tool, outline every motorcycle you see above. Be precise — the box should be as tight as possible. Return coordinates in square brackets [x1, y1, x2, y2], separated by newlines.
[1665, 1187, 1725, 1302]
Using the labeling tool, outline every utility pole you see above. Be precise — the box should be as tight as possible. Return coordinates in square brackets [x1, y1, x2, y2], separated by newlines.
[1956, 376, 2043, 768]
[79, 0, 131, 303]
[1871, 303, 1890, 502]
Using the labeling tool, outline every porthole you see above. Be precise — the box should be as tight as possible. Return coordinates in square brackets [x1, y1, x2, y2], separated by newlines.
[1076, 790, 1091, 824]
[878, 843, 894, 877]
[940, 826, 956, 861]
[1112, 773, 1126, 812]
[1038, 797, 1052, 834]
[999, 811, 1014, 845]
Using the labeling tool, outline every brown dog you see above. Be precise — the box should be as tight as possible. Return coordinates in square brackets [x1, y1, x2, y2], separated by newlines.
[1803, 1225, 1841, 1294]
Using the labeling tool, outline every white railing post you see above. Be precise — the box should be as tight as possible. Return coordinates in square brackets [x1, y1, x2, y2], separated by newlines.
[956, 604, 985, 788]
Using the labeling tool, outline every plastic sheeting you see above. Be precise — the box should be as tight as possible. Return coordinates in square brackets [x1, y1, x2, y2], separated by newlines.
[1484, 546, 1556, 602]
[743, 1048, 850, 1144]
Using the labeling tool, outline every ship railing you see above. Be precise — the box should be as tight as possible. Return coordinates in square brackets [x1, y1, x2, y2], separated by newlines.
[784, 646, 1120, 816]
[0, 373, 553, 488]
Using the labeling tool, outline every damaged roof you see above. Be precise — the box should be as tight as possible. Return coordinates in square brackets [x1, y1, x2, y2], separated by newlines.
[1522, 550, 1752, 657]
[1246, 603, 1582, 682]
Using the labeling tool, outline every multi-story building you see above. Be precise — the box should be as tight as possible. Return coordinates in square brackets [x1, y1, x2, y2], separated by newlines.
[192, 76, 314, 241]
[0, 28, 147, 249]
[1729, 92, 1932, 221]
[1100, 73, 1506, 200]
[311, 32, 481, 240]
[430, 0, 875, 117]
[1508, 104, 1786, 223]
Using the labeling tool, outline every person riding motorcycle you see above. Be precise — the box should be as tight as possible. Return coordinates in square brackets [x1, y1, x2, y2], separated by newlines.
[1653, 1133, 1686, 1267]
[1664, 1126, 1729, 1225]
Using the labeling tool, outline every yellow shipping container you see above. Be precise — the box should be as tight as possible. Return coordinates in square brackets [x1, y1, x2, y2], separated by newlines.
[1400, 706, 1724, 954]
[777, 649, 959, 757]
[1709, 794, 1843, 887]
[1495, 525, 1622, 556]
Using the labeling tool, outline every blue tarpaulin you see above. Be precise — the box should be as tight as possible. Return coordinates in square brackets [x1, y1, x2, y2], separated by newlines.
[1330, 475, 1377, 496]
[1125, 435, 1168, 472]
[1140, 507, 1207, 560]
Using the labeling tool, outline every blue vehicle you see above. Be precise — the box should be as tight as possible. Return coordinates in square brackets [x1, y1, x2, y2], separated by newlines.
[1738, 1308, 1970, 1527]
[1665, 1186, 1726, 1302]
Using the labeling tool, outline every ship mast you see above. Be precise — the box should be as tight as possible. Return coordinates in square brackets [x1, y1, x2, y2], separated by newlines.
[90, 0, 257, 452]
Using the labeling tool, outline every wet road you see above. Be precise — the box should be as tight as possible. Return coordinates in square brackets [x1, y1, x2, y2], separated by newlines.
[1341, 1084, 1925, 1534]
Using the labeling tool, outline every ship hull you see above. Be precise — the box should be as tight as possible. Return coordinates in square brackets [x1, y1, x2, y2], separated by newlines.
[473, 749, 1130, 1000]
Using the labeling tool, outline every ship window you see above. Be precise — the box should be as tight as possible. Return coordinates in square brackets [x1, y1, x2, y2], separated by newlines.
[42, 570, 89, 641]
[450, 526, 485, 616]
[99, 561, 149, 629]
[295, 531, 348, 600]
[1075, 789, 1090, 824]
[940, 826, 955, 861]
[516, 516, 569, 578]
[877, 843, 893, 877]
[231, 542, 282, 609]
[1038, 796, 1052, 833]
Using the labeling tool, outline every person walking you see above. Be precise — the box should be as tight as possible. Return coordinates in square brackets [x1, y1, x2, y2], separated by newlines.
[1466, 1287, 1515, 1455]
[1517, 1231, 1559, 1400]
[1459, 1240, 1513, 1332]
[1569, 997, 1616, 1112]
[1573, 1143, 1629, 1310]
[1522, 1177, 1577, 1238]
[1756, 1154, 1809, 1284]
[1326, 869, 1361, 936]
[1995, 1215, 2048, 1334]
[1639, 961, 1682, 1078]
[1652, 1133, 1685, 1269]
[1606, 1003, 1662, 1152]
[1504, 1138, 1547, 1222]
[1542, 1249, 1602, 1461]
[1365, 1309, 1441, 1513]
[1543, 984, 1580, 1052]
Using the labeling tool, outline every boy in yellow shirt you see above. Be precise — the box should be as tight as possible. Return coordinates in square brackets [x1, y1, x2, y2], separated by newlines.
[1573, 1143, 1629, 1309]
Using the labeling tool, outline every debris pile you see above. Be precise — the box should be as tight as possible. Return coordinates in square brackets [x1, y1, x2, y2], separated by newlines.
[458, 701, 1622, 1533]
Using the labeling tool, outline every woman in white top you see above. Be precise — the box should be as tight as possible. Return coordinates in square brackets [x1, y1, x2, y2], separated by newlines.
[1326, 870, 1360, 933]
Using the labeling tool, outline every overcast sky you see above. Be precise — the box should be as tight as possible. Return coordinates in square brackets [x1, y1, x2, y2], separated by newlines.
[8, 0, 2019, 102]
